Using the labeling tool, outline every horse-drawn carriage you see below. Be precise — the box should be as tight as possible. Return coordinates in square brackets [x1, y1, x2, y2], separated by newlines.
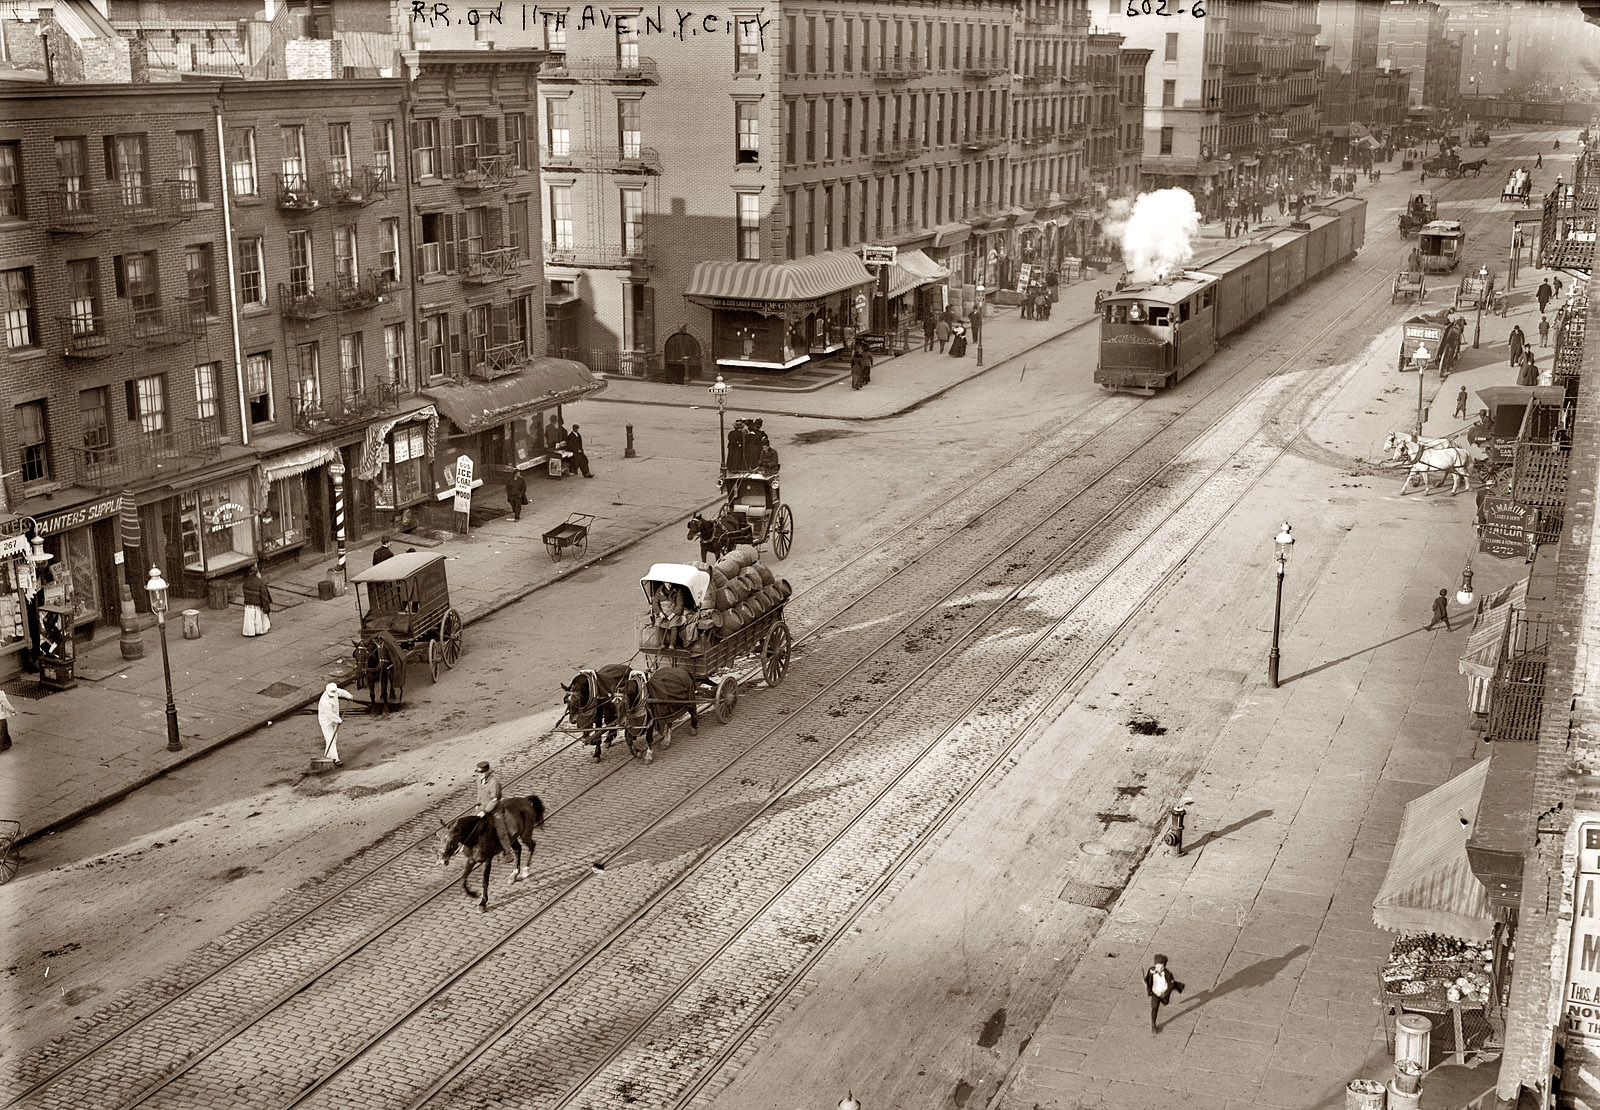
[1417, 221, 1467, 273]
[1502, 168, 1533, 204]
[688, 419, 795, 562]
[348, 551, 463, 709]
[1392, 271, 1427, 304]
[1423, 152, 1460, 178]
[1399, 192, 1436, 237]
[1469, 127, 1490, 148]
[1398, 311, 1466, 377]
[1457, 158, 1489, 178]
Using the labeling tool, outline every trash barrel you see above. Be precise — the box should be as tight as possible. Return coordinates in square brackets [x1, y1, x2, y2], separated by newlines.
[1386, 1080, 1420, 1110]
[181, 609, 201, 640]
[1345, 1078, 1386, 1110]
[1395, 1014, 1432, 1069]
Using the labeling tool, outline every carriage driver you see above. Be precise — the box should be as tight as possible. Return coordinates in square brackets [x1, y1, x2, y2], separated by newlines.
[474, 761, 514, 852]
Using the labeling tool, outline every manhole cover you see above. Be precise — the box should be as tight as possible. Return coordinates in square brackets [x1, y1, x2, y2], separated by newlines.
[259, 682, 299, 699]
[1059, 880, 1121, 910]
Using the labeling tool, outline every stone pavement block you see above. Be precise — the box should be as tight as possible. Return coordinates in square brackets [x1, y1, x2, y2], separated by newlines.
[1268, 1036, 1376, 1078]
[1180, 1033, 1275, 1081]
[1181, 1065, 1265, 1101]
[1251, 1068, 1347, 1109]
[1080, 1036, 1191, 1085]
[1000, 1068, 1110, 1110]
[1192, 1013, 1282, 1045]
[1250, 888, 1331, 919]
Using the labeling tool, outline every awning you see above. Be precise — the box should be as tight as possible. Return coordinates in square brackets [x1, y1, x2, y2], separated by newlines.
[256, 443, 341, 502]
[885, 249, 951, 299]
[684, 251, 874, 305]
[1466, 742, 1535, 915]
[356, 404, 439, 482]
[1476, 384, 1566, 413]
[1460, 578, 1531, 682]
[424, 358, 605, 436]
[932, 222, 972, 248]
[1372, 761, 1495, 942]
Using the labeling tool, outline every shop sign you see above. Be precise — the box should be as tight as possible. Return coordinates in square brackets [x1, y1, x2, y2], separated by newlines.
[37, 496, 122, 537]
[1479, 496, 1529, 558]
[1270, 128, 1290, 141]
[204, 502, 250, 532]
[452, 455, 475, 515]
[0, 534, 29, 559]
[1563, 821, 1600, 1049]
[862, 245, 897, 266]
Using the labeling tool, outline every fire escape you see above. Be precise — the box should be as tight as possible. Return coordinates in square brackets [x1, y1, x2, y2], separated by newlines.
[1538, 149, 1597, 275]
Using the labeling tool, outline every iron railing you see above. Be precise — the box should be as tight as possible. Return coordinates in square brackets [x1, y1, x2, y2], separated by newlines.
[963, 63, 1009, 80]
[1539, 187, 1597, 270]
[333, 271, 400, 311]
[56, 314, 112, 358]
[873, 65, 929, 83]
[1487, 611, 1551, 742]
[872, 141, 924, 165]
[73, 419, 221, 489]
[326, 166, 392, 206]
[43, 183, 197, 233]
[468, 342, 528, 381]
[463, 245, 519, 283]
[962, 130, 1007, 151]
[539, 56, 660, 82]
[275, 172, 321, 211]
[291, 379, 400, 434]
[277, 282, 326, 320]
[585, 348, 657, 377]
[1020, 66, 1056, 85]
[542, 242, 653, 270]
[131, 301, 205, 345]
[453, 145, 517, 190]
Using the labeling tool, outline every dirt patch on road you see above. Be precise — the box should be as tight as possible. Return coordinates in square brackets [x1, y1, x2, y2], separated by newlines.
[791, 429, 860, 446]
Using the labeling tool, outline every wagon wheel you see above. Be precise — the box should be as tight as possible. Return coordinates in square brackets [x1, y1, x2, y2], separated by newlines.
[545, 537, 562, 563]
[0, 838, 18, 885]
[714, 674, 739, 724]
[427, 639, 441, 683]
[440, 609, 463, 669]
[762, 621, 792, 687]
[771, 504, 794, 561]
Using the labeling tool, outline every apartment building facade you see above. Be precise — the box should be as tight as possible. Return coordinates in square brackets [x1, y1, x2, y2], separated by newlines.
[1377, 0, 1459, 115]
[1315, 0, 1380, 140]
[1116, 46, 1153, 200]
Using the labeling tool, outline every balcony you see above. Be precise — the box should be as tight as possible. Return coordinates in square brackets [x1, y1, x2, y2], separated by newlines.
[326, 166, 392, 206]
[462, 245, 519, 284]
[276, 172, 321, 212]
[454, 145, 516, 191]
[1511, 440, 1571, 509]
[539, 56, 660, 83]
[1021, 128, 1057, 147]
[543, 242, 654, 273]
[131, 302, 205, 346]
[1538, 193, 1597, 270]
[963, 63, 1009, 80]
[1024, 12, 1058, 28]
[1229, 18, 1265, 34]
[56, 315, 113, 358]
[1021, 65, 1056, 85]
[73, 419, 221, 490]
[615, 145, 663, 174]
[1291, 57, 1319, 71]
[872, 141, 925, 165]
[962, 129, 1007, 152]
[873, 64, 928, 83]
[1224, 47, 1261, 74]
[291, 379, 401, 435]
[277, 282, 327, 321]
[468, 341, 529, 382]
[1223, 93, 1261, 116]
[44, 183, 196, 234]
[334, 270, 400, 311]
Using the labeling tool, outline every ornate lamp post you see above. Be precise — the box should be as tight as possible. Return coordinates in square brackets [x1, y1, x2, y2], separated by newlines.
[146, 567, 182, 751]
[709, 375, 732, 471]
[973, 284, 985, 367]
[1472, 264, 1488, 349]
[1268, 523, 1294, 689]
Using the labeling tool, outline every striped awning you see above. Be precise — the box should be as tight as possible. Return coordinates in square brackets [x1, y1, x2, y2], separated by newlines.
[885, 249, 951, 299]
[684, 251, 874, 305]
[1459, 578, 1530, 682]
[1372, 761, 1495, 942]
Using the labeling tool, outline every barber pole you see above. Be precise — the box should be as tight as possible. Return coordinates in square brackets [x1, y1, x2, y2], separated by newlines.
[329, 459, 348, 591]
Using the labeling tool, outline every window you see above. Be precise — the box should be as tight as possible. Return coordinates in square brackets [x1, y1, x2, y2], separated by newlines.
[420, 211, 450, 273]
[545, 12, 566, 50]
[176, 130, 206, 202]
[466, 304, 491, 365]
[111, 134, 148, 207]
[546, 98, 571, 157]
[1162, 79, 1175, 108]
[185, 244, 216, 316]
[228, 128, 257, 196]
[508, 199, 529, 260]
[617, 99, 641, 159]
[384, 322, 409, 391]
[805, 16, 816, 72]
[825, 18, 835, 71]
[462, 205, 486, 264]
[372, 119, 396, 183]
[293, 341, 321, 411]
[737, 192, 760, 260]
[549, 185, 573, 250]
[617, 17, 640, 69]
[66, 259, 100, 335]
[334, 225, 358, 291]
[237, 237, 266, 306]
[785, 100, 796, 165]
[736, 15, 761, 72]
[379, 218, 401, 282]
[843, 18, 853, 72]
[455, 115, 481, 173]
[280, 125, 306, 190]
[328, 123, 352, 190]
[0, 142, 22, 220]
[939, 22, 947, 69]
[339, 332, 364, 398]
[15, 401, 49, 484]
[785, 14, 795, 72]
[79, 388, 110, 457]
[414, 119, 439, 178]
[824, 99, 834, 160]
[1160, 126, 1174, 155]
[288, 229, 313, 295]
[194, 362, 221, 430]
[806, 100, 817, 162]
[245, 352, 273, 424]
[620, 186, 644, 255]
[54, 137, 87, 212]
[422, 313, 448, 379]
[2, 268, 37, 348]
[133, 374, 167, 434]
[736, 101, 760, 164]
[1165, 32, 1178, 61]
[505, 112, 528, 170]
[823, 185, 834, 251]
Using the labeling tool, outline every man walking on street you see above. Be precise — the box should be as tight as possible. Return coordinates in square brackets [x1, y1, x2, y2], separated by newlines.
[505, 468, 528, 521]
[1537, 152, 1544, 169]
[922, 314, 935, 351]
[935, 315, 951, 353]
[1538, 279, 1554, 316]
[1454, 385, 1469, 419]
[1144, 955, 1184, 1033]
[1508, 324, 1525, 367]
[567, 425, 594, 478]
[1540, 315, 1551, 347]
[1429, 588, 1453, 631]
[318, 682, 355, 766]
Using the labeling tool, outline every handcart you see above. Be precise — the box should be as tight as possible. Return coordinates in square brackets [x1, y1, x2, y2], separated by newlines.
[542, 513, 595, 562]
[0, 819, 20, 884]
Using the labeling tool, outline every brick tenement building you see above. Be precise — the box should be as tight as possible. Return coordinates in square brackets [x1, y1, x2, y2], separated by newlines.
[1115, 45, 1152, 201]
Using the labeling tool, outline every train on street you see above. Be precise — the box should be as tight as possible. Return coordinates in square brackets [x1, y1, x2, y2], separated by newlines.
[1095, 197, 1368, 394]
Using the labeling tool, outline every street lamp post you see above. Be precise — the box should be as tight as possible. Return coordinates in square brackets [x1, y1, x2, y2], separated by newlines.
[1472, 264, 1488, 349]
[1268, 523, 1294, 689]
[709, 375, 731, 471]
[146, 567, 182, 751]
[973, 284, 985, 367]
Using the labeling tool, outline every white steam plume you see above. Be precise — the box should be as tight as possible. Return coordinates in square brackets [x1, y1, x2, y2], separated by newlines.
[1118, 188, 1200, 284]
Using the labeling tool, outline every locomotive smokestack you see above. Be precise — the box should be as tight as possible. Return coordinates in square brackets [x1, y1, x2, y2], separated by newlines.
[1119, 189, 1200, 284]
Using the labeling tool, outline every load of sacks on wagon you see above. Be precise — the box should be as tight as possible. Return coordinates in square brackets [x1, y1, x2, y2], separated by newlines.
[693, 545, 792, 640]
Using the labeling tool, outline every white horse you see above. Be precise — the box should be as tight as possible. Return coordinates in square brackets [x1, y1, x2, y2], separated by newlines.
[1399, 445, 1472, 495]
[1384, 430, 1451, 463]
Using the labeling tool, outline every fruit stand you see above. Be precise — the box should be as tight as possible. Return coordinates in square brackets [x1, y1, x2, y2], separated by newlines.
[1380, 934, 1506, 1065]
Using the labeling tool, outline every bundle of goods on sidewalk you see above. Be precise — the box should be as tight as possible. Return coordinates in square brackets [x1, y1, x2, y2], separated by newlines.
[1380, 934, 1499, 1008]
[642, 545, 793, 653]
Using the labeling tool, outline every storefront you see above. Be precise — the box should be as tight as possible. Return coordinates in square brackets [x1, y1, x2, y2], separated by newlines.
[0, 518, 33, 668]
[33, 495, 123, 632]
[684, 251, 875, 371]
[256, 443, 347, 563]
[178, 474, 260, 580]
[881, 249, 951, 328]
[357, 404, 440, 525]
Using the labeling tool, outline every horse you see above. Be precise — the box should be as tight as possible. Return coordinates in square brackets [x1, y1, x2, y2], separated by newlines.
[1384, 430, 1452, 464]
[561, 664, 631, 761]
[688, 513, 734, 562]
[437, 795, 546, 911]
[610, 666, 699, 764]
[1399, 445, 1472, 495]
[352, 631, 406, 711]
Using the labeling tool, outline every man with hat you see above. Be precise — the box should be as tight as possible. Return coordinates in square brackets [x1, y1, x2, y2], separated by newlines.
[475, 760, 511, 852]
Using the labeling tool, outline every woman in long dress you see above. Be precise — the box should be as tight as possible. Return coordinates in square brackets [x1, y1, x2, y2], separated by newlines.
[242, 566, 272, 637]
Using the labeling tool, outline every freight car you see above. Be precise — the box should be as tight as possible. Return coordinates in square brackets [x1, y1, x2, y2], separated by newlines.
[1095, 197, 1368, 394]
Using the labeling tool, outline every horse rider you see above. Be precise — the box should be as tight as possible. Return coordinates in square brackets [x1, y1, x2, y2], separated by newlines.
[475, 760, 514, 852]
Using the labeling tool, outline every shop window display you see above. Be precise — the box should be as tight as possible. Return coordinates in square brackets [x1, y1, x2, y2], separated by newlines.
[376, 424, 429, 511]
[0, 555, 29, 653]
[181, 476, 258, 576]
[261, 476, 309, 556]
[42, 529, 98, 626]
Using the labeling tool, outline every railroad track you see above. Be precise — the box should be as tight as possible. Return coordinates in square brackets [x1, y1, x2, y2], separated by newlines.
[4, 143, 1533, 1110]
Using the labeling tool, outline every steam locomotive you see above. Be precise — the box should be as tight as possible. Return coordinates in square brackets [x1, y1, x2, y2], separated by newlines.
[1095, 197, 1368, 394]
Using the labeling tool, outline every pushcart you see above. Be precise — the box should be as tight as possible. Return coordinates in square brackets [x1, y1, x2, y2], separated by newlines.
[0, 819, 20, 884]
[542, 512, 595, 562]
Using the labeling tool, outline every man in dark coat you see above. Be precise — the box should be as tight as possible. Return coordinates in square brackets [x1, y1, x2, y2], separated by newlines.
[567, 425, 594, 478]
[1143, 955, 1184, 1033]
[922, 314, 936, 351]
[372, 536, 395, 564]
[1537, 279, 1553, 315]
[505, 469, 528, 520]
[1508, 324, 1525, 367]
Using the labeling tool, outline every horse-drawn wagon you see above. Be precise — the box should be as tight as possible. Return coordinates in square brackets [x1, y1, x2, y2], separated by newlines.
[1398, 312, 1466, 377]
[1454, 268, 1496, 311]
[348, 552, 463, 708]
[1457, 158, 1489, 178]
[1417, 221, 1467, 273]
[1392, 271, 1427, 304]
[688, 419, 795, 562]
[1399, 193, 1436, 237]
[1423, 152, 1461, 179]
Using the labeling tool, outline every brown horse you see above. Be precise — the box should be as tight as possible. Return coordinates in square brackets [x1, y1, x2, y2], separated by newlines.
[610, 666, 699, 764]
[437, 795, 545, 911]
[352, 631, 406, 712]
[561, 664, 630, 761]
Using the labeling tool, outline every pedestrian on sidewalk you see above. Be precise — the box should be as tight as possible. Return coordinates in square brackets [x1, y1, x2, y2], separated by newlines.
[0, 689, 16, 751]
[1429, 588, 1453, 631]
[567, 425, 594, 478]
[1143, 955, 1185, 1033]
[505, 469, 528, 521]
[1537, 279, 1554, 315]
[1554, 275, 1564, 298]
[1040, 287, 1052, 321]
[1046, 268, 1059, 303]
[318, 682, 354, 766]
[1454, 385, 1469, 419]
[922, 314, 935, 351]
[1540, 315, 1551, 347]
[1519, 348, 1539, 387]
[241, 565, 272, 638]
[372, 536, 395, 565]
[1508, 324, 1525, 367]
[935, 315, 951, 353]
[1537, 152, 1544, 169]
[968, 305, 983, 346]
[1021, 287, 1034, 320]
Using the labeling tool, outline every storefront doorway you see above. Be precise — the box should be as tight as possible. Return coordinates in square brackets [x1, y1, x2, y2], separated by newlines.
[664, 330, 702, 384]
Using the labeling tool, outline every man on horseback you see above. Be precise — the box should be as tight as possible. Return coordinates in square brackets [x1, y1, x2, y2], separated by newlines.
[475, 760, 513, 854]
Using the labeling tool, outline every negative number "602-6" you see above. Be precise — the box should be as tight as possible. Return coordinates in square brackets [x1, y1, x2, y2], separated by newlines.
[1127, 0, 1207, 16]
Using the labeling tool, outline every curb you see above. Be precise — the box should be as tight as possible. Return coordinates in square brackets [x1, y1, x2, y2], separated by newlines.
[17, 492, 726, 848]
[586, 312, 1098, 423]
